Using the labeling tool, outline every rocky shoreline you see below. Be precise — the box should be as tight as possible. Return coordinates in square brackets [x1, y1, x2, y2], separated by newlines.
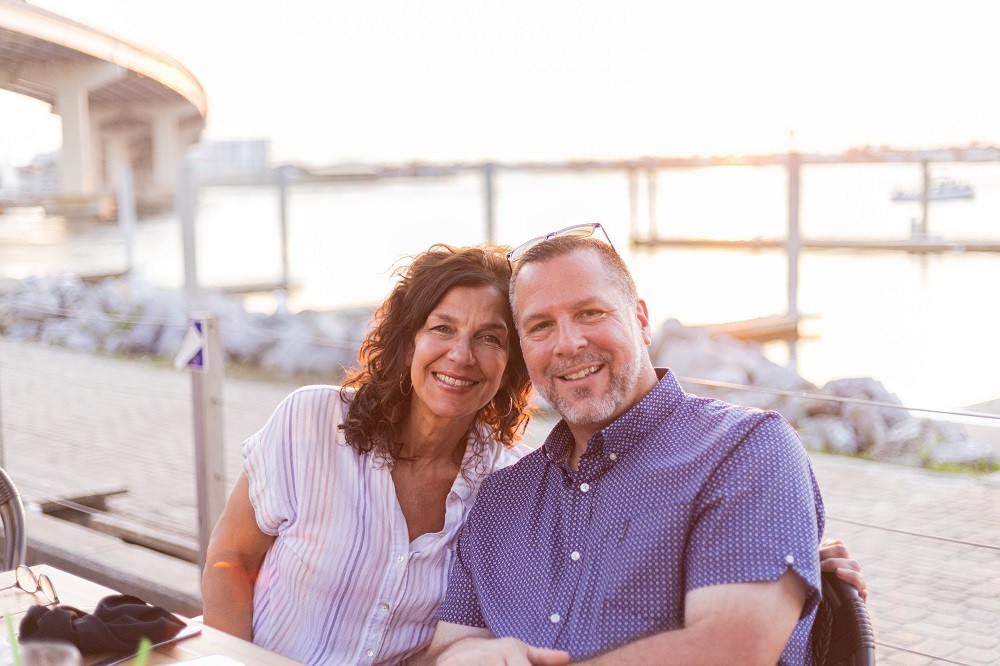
[1, 272, 995, 470]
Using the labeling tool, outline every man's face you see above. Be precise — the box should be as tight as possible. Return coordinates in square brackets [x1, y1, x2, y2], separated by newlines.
[512, 249, 654, 432]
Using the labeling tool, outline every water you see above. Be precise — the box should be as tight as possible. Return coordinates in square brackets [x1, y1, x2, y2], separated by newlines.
[2, 162, 999, 409]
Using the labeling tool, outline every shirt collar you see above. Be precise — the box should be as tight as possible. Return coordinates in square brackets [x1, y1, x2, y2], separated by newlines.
[540, 368, 685, 467]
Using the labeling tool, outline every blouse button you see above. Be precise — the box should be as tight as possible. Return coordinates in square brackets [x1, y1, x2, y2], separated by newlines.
[570, 551, 581, 561]
[609, 452, 617, 461]
[785, 554, 795, 565]
[579, 482, 590, 493]
[549, 613, 561, 624]
[366, 649, 375, 657]
[380, 602, 390, 612]
[396, 554, 405, 563]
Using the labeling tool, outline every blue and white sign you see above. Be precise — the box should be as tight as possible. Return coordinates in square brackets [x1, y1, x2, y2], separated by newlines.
[174, 320, 206, 371]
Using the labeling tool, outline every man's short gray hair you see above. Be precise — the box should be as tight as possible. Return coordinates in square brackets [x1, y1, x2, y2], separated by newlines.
[508, 236, 639, 329]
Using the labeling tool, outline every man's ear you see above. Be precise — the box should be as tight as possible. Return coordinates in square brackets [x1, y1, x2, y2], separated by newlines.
[636, 298, 653, 345]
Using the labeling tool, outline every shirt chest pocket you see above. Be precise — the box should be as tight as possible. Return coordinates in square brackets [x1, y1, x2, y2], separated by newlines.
[597, 501, 691, 626]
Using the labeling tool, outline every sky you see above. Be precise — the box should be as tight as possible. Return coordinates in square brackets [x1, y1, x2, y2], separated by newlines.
[2, 0, 1000, 168]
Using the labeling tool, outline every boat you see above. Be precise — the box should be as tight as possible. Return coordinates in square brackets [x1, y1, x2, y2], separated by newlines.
[891, 179, 974, 202]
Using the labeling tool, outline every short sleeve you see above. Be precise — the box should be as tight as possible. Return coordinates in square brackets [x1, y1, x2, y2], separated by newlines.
[686, 412, 825, 615]
[242, 386, 345, 536]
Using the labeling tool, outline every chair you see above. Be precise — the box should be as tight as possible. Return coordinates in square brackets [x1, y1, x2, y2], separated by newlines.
[811, 571, 876, 665]
[0, 467, 27, 571]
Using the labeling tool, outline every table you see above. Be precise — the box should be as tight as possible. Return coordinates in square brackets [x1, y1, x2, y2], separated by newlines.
[1, 565, 304, 665]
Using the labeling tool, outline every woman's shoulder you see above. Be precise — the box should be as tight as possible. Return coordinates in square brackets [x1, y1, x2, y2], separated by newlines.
[279, 384, 351, 407]
[269, 385, 353, 427]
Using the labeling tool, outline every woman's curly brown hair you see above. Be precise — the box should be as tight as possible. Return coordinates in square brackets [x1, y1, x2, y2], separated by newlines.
[339, 243, 533, 462]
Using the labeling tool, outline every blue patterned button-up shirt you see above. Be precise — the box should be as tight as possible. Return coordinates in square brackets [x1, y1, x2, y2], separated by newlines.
[436, 369, 825, 664]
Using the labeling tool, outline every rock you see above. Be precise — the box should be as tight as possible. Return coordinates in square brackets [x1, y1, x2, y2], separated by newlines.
[2, 274, 994, 472]
[929, 438, 997, 466]
[796, 415, 858, 454]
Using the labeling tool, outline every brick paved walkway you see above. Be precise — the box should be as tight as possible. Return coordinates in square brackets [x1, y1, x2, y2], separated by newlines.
[1, 337, 998, 664]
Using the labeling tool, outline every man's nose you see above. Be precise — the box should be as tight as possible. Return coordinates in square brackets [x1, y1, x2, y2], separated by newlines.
[552, 322, 586, 356]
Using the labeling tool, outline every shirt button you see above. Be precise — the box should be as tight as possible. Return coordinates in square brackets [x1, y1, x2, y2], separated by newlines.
[785, 554, 795, 564]
[396, 554, 405, 563]
[609, 452, 617, 461]
[579, 482, 590, 492]
[366, 649, 375, 657]
[380, 602, 390, 612]
[570, 551, 581, 561]
[549, 613, 561, 624]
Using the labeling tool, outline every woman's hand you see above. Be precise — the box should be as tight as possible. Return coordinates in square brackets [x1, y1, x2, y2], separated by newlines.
[437, 637, 570, 666]
[819, 538, 866, 603]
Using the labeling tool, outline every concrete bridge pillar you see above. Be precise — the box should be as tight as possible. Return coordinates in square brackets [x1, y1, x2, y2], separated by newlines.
[103, 134, 130, 194]
[50, 61, 122, 198]
[52, 83, 93, 197]
[150, 105, 189, 197]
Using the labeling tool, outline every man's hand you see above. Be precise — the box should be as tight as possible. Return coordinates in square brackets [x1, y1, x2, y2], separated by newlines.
[819, 538, 866, 603]
[437, 637, 570, 666]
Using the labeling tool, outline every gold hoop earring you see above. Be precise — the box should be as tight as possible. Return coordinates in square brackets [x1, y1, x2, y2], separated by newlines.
[400, 376, 412, 396]
[497, 393, 515, 420]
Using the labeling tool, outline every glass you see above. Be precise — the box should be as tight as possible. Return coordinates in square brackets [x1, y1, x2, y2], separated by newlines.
[505, 222, 616, 268]
[17, 641, 81, 666]
[0, 566, 59, 605]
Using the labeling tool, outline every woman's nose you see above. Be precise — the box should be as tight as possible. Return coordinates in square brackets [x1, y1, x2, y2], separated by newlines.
[447, 336, 475, 364]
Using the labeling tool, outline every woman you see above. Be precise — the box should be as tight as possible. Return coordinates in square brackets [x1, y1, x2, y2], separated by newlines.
[202, 244, 534, 665]
[202, 242, 866, 666]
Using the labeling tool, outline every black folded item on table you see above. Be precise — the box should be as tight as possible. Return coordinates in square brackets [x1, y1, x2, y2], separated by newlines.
[19, 594, 186, 656]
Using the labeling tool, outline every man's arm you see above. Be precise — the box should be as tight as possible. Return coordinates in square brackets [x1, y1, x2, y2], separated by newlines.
[575, 570, 808, 666]
[413, 622, 570, 666]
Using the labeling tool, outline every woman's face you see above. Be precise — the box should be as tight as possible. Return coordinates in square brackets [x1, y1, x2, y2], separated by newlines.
[408, 285, 511, 426]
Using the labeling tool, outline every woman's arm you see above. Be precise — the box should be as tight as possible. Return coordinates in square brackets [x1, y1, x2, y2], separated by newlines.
[201, 473, 276, 640]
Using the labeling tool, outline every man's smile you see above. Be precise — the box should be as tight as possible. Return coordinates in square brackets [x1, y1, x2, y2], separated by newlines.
[559, 364, 603, 381]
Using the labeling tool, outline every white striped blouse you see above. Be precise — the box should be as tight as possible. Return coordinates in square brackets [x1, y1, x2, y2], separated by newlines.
[243, 385, 525, 666]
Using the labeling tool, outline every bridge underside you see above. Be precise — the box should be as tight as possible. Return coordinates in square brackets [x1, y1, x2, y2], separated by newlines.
[0, 0, 206, 217]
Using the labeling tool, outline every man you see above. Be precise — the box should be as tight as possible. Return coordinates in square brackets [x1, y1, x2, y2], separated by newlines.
[423, 225, 831, 665]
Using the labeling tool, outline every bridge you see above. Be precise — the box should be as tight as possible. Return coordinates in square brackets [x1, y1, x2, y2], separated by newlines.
[0, 0, 206, 215]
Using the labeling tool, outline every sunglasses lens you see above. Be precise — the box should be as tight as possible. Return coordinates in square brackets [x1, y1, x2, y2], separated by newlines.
[39, 575, 57, 604]
[564, 224, 599, 238]
[508, 224, 604, 266]
[15, 566, 37, 592]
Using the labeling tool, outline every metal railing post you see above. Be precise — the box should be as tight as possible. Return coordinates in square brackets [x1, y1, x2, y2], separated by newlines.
[189, 314, 225, 570]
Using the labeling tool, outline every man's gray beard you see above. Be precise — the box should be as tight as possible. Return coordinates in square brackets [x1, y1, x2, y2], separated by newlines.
[539, 338, 645, 427]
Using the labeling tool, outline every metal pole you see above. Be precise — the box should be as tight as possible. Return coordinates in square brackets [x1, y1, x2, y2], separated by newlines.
[786, 151, 801, 367]
[920, 160, 930, 237]
[628, 167, 639, 241]
[177, 163, 199, 304]
[278, 166, 290, 290]
[117, 165, 137, 274]
[482, 163, 496, 243]
[646, 167, 658, 238]
[191, 314, 226, 570]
